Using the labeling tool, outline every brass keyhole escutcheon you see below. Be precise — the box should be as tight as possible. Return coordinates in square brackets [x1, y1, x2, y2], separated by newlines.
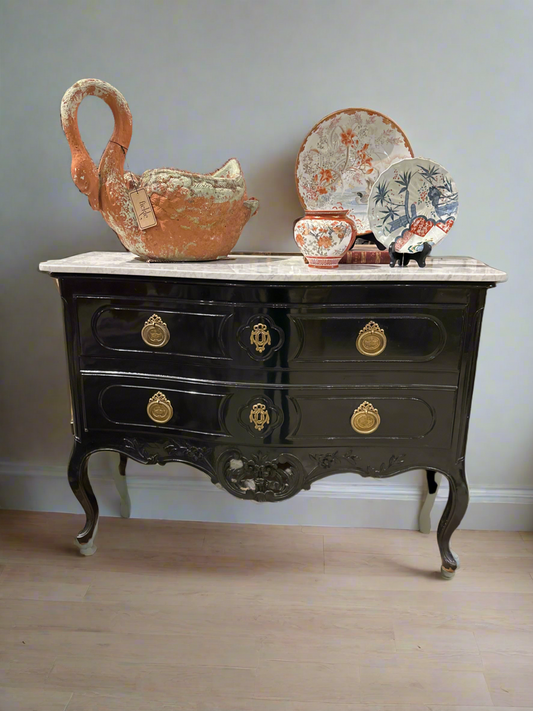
[141, 314, 170, 348]
[147, 391, 173, 424]
[356, 321, 386, 357]
[250, 323, 271, 353]
[249, 403, 270, 431]
[351, 401, 381, 434]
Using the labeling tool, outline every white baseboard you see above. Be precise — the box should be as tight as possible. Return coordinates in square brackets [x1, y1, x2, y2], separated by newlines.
[1, 460, 532, 531]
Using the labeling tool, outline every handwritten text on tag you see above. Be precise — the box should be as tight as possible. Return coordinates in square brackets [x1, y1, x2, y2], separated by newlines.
[130, 188, 157, 230]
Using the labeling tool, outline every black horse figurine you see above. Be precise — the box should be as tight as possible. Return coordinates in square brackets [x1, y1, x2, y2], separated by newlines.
[389, 242, 432, 268]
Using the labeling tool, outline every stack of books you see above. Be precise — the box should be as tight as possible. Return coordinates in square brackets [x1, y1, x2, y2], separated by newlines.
[340, 245, 389, 264]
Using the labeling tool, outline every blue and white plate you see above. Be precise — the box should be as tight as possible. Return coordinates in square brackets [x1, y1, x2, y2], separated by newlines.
[368, 158, 458, 253]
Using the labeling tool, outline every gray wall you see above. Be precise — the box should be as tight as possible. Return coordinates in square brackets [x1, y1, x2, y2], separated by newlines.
[1, 1, 532, 495]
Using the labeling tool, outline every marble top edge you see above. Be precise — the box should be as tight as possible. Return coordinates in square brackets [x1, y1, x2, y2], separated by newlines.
[39, 251, 507, 283]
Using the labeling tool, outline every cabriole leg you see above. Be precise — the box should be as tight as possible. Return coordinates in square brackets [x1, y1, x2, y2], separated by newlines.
[111, 453, 131, 519]
[437, 463, 469, 579]
[419, 469, 442, 534]
[68, 440, 99, 556]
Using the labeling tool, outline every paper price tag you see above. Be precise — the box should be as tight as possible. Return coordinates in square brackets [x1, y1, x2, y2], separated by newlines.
[130, 188, 157, 230]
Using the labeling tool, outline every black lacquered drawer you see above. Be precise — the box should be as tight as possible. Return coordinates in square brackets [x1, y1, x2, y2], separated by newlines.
[81, 374, 456, 449]
[77, 299, 231, 361]
[286, 310, 463, 368]
[81, 376, 230, 437]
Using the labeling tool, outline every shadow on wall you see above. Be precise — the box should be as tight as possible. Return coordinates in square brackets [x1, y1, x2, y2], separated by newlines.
[243, 144, 303, 253]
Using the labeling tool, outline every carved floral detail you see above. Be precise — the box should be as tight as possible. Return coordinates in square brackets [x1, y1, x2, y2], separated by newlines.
[122, 437, 211, 466]
[310, 450, 360, 469]
[310, 452, 340, 469]
[362, 454, 405, 478]
[177, 444, 210, 462]
[308, 450, 404, 481]
[220, 450, 303, 501]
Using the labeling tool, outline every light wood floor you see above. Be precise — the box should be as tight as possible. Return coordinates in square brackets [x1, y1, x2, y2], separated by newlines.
[1, 511, 533, 710]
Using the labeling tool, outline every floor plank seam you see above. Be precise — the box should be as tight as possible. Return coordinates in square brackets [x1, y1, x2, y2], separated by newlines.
[0, 564, 9, 587]
[475, 631, 492, 704]
[472, 629, 483, 657]
[44, 655, 60, 684]
[62, 690, 74, 711]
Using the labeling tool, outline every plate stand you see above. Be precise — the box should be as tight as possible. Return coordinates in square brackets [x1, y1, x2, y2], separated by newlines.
[389, 243, 432, 269]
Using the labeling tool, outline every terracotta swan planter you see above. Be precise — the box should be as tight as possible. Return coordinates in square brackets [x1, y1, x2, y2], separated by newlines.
[60, 79, 259, 261]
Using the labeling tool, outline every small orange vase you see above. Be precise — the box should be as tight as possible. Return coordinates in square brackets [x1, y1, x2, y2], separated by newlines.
[293, 210, 357, 269]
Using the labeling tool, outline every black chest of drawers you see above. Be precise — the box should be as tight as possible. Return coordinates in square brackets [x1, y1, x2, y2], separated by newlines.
[44, 254, 505, 578]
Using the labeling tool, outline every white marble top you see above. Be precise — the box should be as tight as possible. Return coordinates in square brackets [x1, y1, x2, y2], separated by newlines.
[39, 252, 507, 283]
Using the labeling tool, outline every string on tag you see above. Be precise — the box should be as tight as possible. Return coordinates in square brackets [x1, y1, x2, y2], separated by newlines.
[117, 142, 157, 230]
[123, 147, 137, 189]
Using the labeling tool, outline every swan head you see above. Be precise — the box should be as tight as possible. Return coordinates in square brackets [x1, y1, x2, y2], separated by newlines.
[72, 157, 100, 210]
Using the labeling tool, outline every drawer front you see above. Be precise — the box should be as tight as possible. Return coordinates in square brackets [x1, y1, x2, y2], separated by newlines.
[78, 297, 464, 375]
[78, 299, 231, 361]
[81, 375, 455, 449]
[82, 377, 230, 437]
[287, 310, 462, 367]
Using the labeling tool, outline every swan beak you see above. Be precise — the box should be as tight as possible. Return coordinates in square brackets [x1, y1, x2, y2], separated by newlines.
[72, 160, 100, 211]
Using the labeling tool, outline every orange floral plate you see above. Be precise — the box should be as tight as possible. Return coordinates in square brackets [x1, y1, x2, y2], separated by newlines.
[295, 108, 413, 235]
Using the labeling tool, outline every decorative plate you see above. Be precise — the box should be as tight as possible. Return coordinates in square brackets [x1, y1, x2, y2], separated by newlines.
[295, 108, 413, 235]
[368, 158, 458, 254]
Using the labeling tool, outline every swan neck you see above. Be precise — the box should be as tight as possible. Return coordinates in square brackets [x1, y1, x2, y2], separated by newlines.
[60, 78, 133, 180]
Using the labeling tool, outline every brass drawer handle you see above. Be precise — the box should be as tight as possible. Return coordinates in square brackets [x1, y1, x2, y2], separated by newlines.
[141, 314, 170, 348]
[250, 323, 271, 353]
[356, 321, 386, 356]
[351, 401, 380, 434]
[147, 391, 173, 424]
